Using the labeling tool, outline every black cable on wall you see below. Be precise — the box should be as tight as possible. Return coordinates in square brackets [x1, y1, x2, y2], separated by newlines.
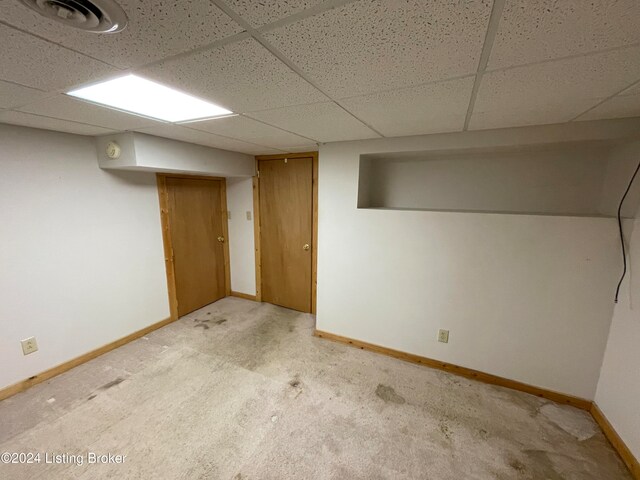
[614, 158, 640, 303]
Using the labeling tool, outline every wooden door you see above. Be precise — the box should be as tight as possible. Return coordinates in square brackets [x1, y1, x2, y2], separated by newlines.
[166, 177, 227, 316]
[259, 157, 313, 312]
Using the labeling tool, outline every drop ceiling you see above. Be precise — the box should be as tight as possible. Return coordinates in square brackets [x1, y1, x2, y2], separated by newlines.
[0, 0, 639, 155]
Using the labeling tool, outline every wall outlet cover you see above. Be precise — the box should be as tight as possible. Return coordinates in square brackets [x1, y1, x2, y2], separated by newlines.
[438, 329, 449, 343]
[21, 336, 38, 355]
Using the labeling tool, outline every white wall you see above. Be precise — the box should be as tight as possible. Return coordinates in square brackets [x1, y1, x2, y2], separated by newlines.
[595, 141, 640, 460]
[316, 123, 640, 400]
[599, 140, 640, 218]
[226, 177, 256, 296]
[0, 124, 170, 390]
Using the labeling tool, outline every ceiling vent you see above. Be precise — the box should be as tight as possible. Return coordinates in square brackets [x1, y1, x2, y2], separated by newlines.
[18, 0, 128, 33]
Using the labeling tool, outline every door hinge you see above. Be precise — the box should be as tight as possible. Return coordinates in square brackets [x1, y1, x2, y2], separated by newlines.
[257, 170, 260, 178]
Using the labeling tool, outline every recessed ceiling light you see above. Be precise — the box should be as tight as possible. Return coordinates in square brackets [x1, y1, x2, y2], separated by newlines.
[67, 75, 233, 122]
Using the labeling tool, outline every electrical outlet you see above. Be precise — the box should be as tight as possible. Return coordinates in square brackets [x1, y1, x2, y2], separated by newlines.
[246, 211, 252, 221]
[21, 337, 38, 355]
[437, 329, 449, 344]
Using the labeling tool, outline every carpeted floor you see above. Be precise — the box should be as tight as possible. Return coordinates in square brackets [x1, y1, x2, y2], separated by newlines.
[0, 297, 632, 479]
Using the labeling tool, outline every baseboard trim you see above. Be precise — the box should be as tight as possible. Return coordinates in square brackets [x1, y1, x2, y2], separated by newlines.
[314, 329, 640, 479]
[313, 329, 592, 411]
[230, 291, 258, 301]
[591, 403, 640, 479]
[0, 315, 176, 402]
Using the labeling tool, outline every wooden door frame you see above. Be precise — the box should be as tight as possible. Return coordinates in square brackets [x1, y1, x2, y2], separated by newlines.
[254, 152, 318, 314]
[156, 173, 231, 320]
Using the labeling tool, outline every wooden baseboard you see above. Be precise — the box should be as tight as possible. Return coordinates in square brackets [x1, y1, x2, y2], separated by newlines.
[1, 318, 637, 479]
[314, 329, 639, 479]
[591, 403, 640, 479]
[230, 291, 258, 301]
[0, 315, 176, 402]
[313, 329, 592, 411]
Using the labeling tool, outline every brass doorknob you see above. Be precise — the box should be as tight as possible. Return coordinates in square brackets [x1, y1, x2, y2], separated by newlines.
[303, 244, 310, 251]
[217, 236, 225, 243]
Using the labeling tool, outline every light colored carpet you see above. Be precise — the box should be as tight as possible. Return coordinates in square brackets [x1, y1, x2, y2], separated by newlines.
[0, 298, 632, 479]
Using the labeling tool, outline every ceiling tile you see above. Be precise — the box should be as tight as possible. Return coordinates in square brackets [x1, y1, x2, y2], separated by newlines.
[18, 95, 164, 131]
[247, 102, 380, 142]
[0, 1, 243, 69]
[264, 0, 492, 98]
[622, 83, 640, 96]
[469, 102, 599, 132]
[0, 81, 49, 109]
[578, 82, 640, 122]
[470, 47, 640, 131]
[341, 77, 474, 137]
[0, 111, 115, 136]
[226, 0, 327, 27]
[143, 38, 327, 113]
[0, 24, 118, 91]
[187, 115, 314, 149]
[489, 0, 640, 70]
[135, 124, 282, 155]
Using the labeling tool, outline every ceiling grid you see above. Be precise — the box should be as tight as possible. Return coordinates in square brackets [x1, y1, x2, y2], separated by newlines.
[0, 0, 638, 154]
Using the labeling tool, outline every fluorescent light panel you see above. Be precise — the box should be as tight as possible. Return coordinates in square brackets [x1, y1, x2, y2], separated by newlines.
[67, 75, 232, 122]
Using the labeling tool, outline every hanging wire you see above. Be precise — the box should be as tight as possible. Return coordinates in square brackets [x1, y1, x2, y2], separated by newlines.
[614, 158, 640, 303]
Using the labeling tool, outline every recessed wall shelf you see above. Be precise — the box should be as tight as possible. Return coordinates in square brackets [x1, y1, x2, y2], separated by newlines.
[357, 141, 639, 218]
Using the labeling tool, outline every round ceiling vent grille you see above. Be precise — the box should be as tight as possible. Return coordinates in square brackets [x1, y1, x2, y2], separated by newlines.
[19, 0, 128, 33]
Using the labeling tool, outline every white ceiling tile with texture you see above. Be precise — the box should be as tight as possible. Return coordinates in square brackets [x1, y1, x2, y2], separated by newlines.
[135, 124, 283, 155]
[0, 80, 50, 110]
[264, 0, 493, 98]
[18, 95, 164, 131]
[143, 38, 328, 113]
[0, 1, 244, 69]
[224, 0, 328, 28]
[186, 115, 315, 150]
[578, 81, 640, 122]
[340, 76, 475, 137]
[0, 110, 115, 136]
[488, 0, 640, 70]
[0, 24, 118, 91]
[470, 46, 640, 130]
[247, 102, 381, 143]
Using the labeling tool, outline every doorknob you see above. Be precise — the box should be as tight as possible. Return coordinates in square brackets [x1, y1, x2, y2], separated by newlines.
[217, 236, 225, 243]
[303, 244, 310, 251]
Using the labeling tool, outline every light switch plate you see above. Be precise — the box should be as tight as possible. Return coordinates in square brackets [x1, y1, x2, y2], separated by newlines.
[246, 211, 252, 221]
[21, 336, 38, 355]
